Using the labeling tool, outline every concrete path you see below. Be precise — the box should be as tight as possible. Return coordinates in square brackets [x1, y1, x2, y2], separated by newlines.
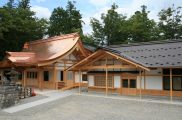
[3, 90, 74, 113]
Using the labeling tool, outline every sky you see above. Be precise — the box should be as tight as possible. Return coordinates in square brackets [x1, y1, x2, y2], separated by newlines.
[0, 0, 181, 34]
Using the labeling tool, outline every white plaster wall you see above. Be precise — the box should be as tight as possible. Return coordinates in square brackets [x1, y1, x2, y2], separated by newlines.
[74, 72, 88, 83]
[145, 76, 162, 90]
[114, 75, 120, 88]
[137, 76, 163, 90]
[88, 75, 94, 86]
[75, 72, 79, 83]
[57, 71, 61, 81]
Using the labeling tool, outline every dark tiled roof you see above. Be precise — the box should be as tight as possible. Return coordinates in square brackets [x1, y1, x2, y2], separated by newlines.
[83, 44, 97, 52]
[103, 39, 182, 68]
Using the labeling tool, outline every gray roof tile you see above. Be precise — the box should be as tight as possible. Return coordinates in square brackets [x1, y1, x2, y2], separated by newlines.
[103, 39, 182, 68]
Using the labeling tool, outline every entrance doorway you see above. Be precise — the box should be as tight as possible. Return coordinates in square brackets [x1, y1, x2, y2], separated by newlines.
[121, 78, 137, 95]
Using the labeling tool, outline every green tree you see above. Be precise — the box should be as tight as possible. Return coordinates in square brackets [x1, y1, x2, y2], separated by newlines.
[128, 5, 157, 42]
[158, 5, 182, 39]
[48, 1, 82, 36]
[90, 3, 127, 46]
[0, 0, 47, 60]
[90, 18, 105, 46]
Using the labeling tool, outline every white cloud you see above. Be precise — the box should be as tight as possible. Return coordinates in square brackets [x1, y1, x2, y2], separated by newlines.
[31, 6, 51, 19]
[116, 0, 176, 21]
[89, 0, 115, 7]
[36, 0, 46, 3]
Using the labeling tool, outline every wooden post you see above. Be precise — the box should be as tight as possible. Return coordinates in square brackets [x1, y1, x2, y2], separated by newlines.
[144, 70, 146, 90]
[23, 70, 26, 87]
[64, 61, 67, 87]
[79, 70, 81, 94]
[106, 67, 108, 96]
[38, 68, 41, 90]
[139, 69, 142, 100]
[170, 68, 173, 102]
[53, 63, 57, 89]
[105, 58, 108, 96]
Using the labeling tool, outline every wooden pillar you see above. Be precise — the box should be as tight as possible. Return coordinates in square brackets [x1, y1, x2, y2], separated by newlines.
[144, 70, 146, 90]
[79, 70, 81, 94]
[38, 68, 41, 89]
[23, 70, 26, 87]
[105, 58, 108, 96]
[139, 69, 142, 100]
[106, 67, 108, 96]
[53, 64, 58, 90]
[64, 61, 67, 87]
[170, 68, 173, 102]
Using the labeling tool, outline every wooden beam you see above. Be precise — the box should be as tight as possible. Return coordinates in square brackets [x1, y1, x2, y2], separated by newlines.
[170, 68, 173, 102]
[105, 51, 150, 71]
[80, 54, 106, 67]
[66, 50, 103, 71]
[80, 65, 136, 70]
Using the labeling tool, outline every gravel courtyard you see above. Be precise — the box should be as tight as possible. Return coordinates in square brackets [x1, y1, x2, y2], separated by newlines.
[0, 94, 182, 120]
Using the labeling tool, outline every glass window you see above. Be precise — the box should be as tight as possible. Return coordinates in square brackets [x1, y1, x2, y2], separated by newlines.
[60, 71, 63, 81]
[163, 76, 170, 90]
[122, 79, 128, 88]
[130, 79, 136, 88]
[163, 76, 182, 91]
[173, 77, 182, 91]
[82, 74, 87, 81]
[44, 71, 49, 81]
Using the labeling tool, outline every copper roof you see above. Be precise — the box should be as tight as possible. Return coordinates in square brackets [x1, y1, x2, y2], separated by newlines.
[6, 33, 83, 66]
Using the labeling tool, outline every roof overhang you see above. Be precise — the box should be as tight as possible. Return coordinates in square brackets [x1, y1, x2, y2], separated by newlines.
[67, 49, 150, 71]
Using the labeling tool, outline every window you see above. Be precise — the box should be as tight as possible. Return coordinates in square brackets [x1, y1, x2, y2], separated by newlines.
[163, 69, 182, 91]
[18, 72, 22, 80]
[122, 79, 128, 88]
[173, 77, 182, 90]
[82, 74, 87, 81]
[130, 79, 136, 88]
[43, 71, 49, 81]
[163, 76, 170, 90]
[60, 71, 63, 81]
[27, 72, 37, 79]
[94, 76, 113, 87]
[67, 71, 73, 80]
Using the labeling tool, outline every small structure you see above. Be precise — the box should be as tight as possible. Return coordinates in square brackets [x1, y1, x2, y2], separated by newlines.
[0, 68, 20, 108]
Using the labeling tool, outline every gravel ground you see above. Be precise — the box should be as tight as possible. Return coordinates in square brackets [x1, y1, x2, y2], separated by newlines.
[0, 94, 182, 120]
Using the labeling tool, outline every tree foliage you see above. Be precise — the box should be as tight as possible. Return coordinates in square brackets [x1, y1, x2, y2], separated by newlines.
[48, 1, 82, 36]
[0, 0, 48, 60]
[90, 4, 182, 46]
[158, 5, 182, 39]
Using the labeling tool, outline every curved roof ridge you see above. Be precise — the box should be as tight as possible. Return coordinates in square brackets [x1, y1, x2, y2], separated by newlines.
[27, 32, 79, 45]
